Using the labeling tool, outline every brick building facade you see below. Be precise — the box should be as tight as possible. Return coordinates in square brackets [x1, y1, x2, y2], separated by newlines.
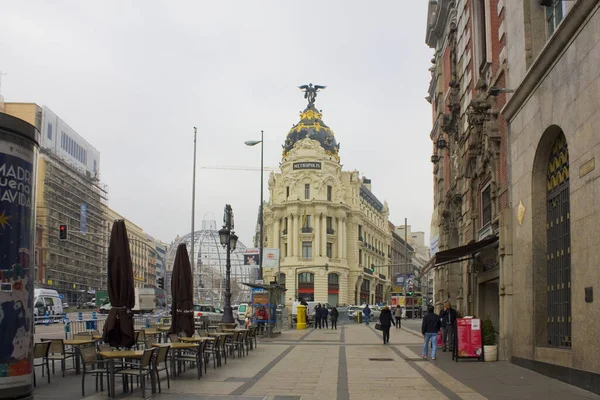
[424, 0, 511, 359]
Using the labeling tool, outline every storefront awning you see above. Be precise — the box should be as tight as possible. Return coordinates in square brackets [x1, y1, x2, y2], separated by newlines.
[421, 235, 499, 275]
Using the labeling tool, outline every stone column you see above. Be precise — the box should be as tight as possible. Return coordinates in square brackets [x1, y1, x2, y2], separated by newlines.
[314, 214, 320, 257]
[273, 218, 280, 250]
[294, 215, 301, 257]
[322, 214, 327, 256]
[342, 219, 347, 259]
[292, 214, 297, 256]
[338, 217, 343, 258]
[286, 216, 292, 258]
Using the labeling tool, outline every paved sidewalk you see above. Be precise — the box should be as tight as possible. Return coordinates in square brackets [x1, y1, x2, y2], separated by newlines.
[37, 323, 596, 400]
[400, 323, 599, 400]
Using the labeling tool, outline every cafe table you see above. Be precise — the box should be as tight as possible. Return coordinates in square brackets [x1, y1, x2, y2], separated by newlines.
[98, 350, 149, 398]
[63, 339, 95, 374]
[152, 342, 197, 379]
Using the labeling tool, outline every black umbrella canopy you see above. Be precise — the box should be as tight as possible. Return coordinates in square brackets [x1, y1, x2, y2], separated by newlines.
[102, 220, 136, 348]
[169, 243, 195, 337]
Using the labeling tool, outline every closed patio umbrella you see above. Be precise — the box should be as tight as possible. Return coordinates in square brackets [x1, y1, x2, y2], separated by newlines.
[169, 243, 195, 337]
[102, 220, 136, 348]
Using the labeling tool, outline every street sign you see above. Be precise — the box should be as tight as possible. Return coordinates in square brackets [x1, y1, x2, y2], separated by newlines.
[59, 294, 64, 300]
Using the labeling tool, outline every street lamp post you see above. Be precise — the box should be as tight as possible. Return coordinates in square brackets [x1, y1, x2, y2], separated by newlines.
[218, 204, 238, 324]
[245, 130, 264, 281]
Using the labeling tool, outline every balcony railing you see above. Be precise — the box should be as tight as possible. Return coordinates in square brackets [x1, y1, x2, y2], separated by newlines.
[359, 236, 364, 242]
[282, 229, 287, 235]
[301, 227, 313, 233]
[327, 228, 335, 235]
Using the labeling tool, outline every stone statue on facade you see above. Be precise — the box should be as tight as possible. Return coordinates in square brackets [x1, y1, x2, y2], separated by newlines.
[298, 83, 326, 106]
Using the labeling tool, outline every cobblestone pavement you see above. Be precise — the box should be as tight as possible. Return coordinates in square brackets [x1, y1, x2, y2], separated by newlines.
[33, 323, 600, 400]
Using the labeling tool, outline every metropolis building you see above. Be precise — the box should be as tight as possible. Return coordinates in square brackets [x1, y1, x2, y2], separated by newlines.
[262, 93, 392, 307]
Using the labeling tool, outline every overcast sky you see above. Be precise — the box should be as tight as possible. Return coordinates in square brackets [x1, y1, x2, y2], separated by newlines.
[1, 0, 434, 248]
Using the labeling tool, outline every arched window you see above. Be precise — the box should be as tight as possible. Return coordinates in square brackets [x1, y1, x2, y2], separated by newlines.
[360, 279, 370, 305]
[298, 272, 314, 283]
[375, 284, 384, 304]
[298, 272, 314, 301]
[546, 132, 571, 347]
[328, 273, 339, 306]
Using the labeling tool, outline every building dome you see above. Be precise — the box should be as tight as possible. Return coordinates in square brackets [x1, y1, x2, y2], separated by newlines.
[282, 105, 340, 160]
[166, 215, 253, 305]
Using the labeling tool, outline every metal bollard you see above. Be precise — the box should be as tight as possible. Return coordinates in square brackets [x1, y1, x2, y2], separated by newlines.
[64, 321, 71, 339]
[44, 312, 50, 326]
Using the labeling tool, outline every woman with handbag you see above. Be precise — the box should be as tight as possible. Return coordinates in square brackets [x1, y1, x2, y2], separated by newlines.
[378, 306, 394, 344]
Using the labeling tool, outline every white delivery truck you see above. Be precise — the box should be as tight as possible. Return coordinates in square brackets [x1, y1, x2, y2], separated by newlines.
[98, 287, 156, 314]
[33, 288, 64, 321]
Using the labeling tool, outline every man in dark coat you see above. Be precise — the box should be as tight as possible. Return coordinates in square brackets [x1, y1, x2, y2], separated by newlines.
[439, 301, 458, 352]
[421, 305, 441, 359]
[379, 306, 394, 344]
[320, 306, 329, 329]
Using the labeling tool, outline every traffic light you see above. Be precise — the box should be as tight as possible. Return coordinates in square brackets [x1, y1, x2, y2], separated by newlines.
[157, 278, 164, 289]
[408, 283, 414, 296]
[59, 224, 68, 241]
[370, 264, 375, 273]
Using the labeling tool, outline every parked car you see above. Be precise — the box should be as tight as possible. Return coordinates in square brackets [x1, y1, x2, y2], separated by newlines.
[62, 303, 69, 309]
[235, 303, 250, 326]
[193, 304, 222, 327]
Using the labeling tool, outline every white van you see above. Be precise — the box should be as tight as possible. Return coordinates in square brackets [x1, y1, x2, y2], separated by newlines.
[34, 288, 64, 321]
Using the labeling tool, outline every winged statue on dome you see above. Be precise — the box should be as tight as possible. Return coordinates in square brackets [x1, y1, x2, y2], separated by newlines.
[298, 83, 326, 106]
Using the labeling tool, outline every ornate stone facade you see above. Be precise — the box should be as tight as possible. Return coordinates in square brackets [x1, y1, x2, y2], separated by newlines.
[425, 0, 510, 358]
[262, 105, 392, 307]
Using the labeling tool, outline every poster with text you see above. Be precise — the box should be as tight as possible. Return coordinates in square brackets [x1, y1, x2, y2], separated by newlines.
[0, 141, 36, 388]
[456, 318, 482, 358]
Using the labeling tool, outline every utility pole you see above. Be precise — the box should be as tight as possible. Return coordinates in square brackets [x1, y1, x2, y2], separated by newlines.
[191, 128, 197, 302]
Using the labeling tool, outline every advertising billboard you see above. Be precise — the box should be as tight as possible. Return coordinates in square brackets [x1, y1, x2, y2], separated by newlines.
[243, 248, 280, 269]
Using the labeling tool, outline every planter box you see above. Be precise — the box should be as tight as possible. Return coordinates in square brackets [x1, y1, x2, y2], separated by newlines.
[484, 345, 498, 362]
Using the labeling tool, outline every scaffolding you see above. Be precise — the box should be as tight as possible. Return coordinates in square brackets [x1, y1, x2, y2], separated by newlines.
[38, 148, 109, 305]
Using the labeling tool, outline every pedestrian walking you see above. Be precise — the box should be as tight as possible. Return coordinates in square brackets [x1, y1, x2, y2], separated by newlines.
[379, 306, 394, 344]
[321, 306, 329, 329]
[421, 305, 441, 360]
[439, 301, 457, 352]
[330, 307, 339, 329]
[394, 306, 402, 329]
[315, 304, 322, 329]
[362, 305, 372, 325]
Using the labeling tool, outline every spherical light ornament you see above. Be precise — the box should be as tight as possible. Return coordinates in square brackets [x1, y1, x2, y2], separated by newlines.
[165, 215, 253, 306]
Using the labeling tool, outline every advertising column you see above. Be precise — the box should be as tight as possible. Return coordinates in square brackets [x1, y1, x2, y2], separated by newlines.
[0, 113, 40, 400]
